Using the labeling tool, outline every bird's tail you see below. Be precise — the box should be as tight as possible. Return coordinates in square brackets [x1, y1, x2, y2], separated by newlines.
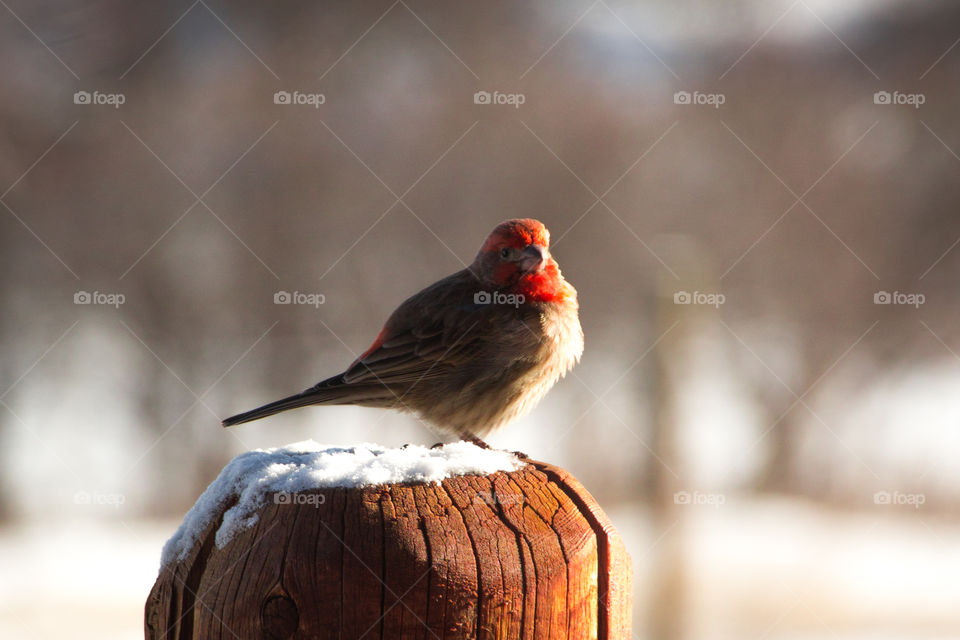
[221, 390, 322, 427]
[221, 378, 396, 427]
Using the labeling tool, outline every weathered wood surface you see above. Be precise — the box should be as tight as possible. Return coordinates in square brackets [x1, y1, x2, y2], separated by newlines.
[145, 458, 632, 639]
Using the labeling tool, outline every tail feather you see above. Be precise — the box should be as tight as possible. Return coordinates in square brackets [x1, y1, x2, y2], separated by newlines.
[221, 391, 321, 427]
[221, 379, 398, 427]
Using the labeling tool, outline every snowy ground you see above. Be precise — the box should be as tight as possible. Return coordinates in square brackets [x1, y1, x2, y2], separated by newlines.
[607, 498, 960, 640]
[2, 497, 959, 639]
[0, 519, 175, 640]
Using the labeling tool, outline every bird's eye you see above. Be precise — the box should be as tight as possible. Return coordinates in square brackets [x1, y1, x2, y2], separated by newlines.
[499, 248, 511, 259]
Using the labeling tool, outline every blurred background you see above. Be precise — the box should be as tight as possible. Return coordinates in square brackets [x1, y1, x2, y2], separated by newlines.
[2, 0, 960, 638]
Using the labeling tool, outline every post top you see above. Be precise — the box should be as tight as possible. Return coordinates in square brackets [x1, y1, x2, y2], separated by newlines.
[160, 441, 524, 567]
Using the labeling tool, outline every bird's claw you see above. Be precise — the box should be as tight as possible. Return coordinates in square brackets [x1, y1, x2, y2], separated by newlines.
[465, 436, 492, 450]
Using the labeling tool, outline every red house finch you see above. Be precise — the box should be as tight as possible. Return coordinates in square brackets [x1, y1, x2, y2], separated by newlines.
[222, 218, 583, 442]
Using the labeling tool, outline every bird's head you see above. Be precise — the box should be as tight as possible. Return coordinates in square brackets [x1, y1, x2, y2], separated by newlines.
[473, 218, 574, 303]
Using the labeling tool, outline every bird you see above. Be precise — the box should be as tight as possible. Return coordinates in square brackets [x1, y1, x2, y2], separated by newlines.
[222, 218, 583, 444]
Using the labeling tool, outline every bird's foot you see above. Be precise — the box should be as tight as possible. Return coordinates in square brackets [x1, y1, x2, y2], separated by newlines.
[465, 435, 492, 450]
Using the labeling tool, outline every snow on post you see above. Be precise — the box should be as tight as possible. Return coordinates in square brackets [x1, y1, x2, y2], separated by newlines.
[145, 441, 632, 639]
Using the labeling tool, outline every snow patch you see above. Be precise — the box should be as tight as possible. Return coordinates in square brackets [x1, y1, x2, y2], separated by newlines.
[160, 441, 523, 567]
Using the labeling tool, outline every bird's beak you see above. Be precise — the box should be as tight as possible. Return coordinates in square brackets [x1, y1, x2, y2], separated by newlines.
[519, 244, 547, 273]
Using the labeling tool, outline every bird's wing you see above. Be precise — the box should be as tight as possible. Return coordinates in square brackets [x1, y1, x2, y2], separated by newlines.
[335, 271, 492, 387]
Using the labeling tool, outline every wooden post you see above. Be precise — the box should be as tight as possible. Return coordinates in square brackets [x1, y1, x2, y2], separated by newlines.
[145, 458, 632, 639]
